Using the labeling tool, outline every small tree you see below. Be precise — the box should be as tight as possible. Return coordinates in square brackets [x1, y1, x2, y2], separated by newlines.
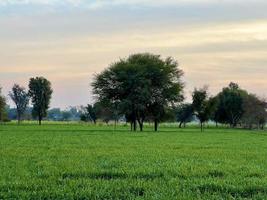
[192, 87, 213, 132]
[80, 104, 97, 124]
[94, 101, 115, 124]
[86, 104, 97, 124]
[209, 96, 223, 127]
[241, 94, 267, 129]
[48, 108, 62, 121]
[213, 83, 248, 127]
[61, 110, 72, 121]
[28, 77, 53, 125]
[9, 84, 29, 124]
[0, 87, 6, 122]
[176, 103, 194, 128]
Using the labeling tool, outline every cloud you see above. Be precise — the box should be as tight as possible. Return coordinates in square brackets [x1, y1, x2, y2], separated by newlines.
[0, 0, 267, 107]
[0, 0, 266, 8]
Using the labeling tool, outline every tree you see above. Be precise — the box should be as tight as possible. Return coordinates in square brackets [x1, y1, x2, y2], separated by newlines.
[241, 94, 267, 129]
[48, 107, 81, 121]
[176, 103, 194, 128]
[93, 58, 148, 131]
[0, 87, 6, 122]
[143, 55, 184, 131]
[61, 110, 72, 121]
[94, 101, 115, 124]
[192, 87, 214, 132]
[6, 106, 17, 120]
[92, 53, 184, 132]
[214, 82, 248, 127]
[28, 77, 53, 125]
[68, 106, 81, 121]
[209, 96, 222, 127]
[86, 104, 97, 124]
[48, 108, 62, 121]
[80, 104, 97, 124]
[9, 84, 29, 124]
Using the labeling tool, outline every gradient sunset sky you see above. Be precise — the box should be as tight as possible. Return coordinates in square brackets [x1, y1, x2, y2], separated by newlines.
[0, 0, 267, 108]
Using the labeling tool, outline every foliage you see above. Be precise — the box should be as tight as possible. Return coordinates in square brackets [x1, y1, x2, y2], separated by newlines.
[0, 87, 7, 122]
[192, 87, 214, 131]
[80, 104, 97, 123]
[47, 108, 62, 121]
[47, 107, 82, 121]
[94, 101, 116, 124]
[176, 103, 194, 128]
[61, 110, 72, 121]
[213, 82, 248, 127]
[9, 84, 29, 124]
[241, 94, 267, 129]
[28, 77, 53, 125]
[6, 106, 17, 120]
[92, 53, 184, 131]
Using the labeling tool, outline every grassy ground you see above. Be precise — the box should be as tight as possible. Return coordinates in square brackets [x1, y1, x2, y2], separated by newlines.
[0, 123, 266, 199]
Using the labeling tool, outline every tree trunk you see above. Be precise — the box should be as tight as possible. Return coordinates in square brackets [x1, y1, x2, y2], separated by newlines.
[179, 121, 182, 128]
[154, 120, 158, 132]
[130, 121, 133, 131]
[201, 122, 203, 132]
[139, 122, 143, 132]
[114, 119, 117, 130]
[38, 112, 42, 125]
[137, 118, 143, 132]
[17, 113, 21, 125]
[133, 120, 137, 131]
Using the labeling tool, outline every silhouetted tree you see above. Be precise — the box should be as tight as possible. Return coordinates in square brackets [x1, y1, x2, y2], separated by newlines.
[80, 104, 97, 124]
[214, 82, 248, 127]
[9, 84, 29, 124]
[209, 96, 222, 127]
[28, 77, 53, 125]
[241, 94, 267, 129]
[176, 103, 194, 128]
[86, 104, 97, 124]
[94, 101, 115, 124]
[0, 87, 6, 122]
[192, 87, 214, 131]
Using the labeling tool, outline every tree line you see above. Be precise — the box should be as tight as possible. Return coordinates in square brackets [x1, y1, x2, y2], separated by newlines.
[6, 106, 82, 122]
[90, 53, 267, 131]
[0, 53, 266, 131]
[0, 77, 52, 125]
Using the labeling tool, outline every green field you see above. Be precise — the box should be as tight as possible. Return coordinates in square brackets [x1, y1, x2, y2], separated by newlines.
[0, 123, 266, 200]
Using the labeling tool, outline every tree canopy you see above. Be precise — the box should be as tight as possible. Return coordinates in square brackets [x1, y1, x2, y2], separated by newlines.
[176, 103, 194, 128]
[213, 83, 248, 127]
[9, 84, 29, 124]
[28, 77, 53, 125]
[92, 53, 184, 131]
[241, 94, 267, 129]
[192, 87, 215, 131]
[1, 53, 266, 131]
[80, 104, 98, 124]
[0, 87, 6, 122]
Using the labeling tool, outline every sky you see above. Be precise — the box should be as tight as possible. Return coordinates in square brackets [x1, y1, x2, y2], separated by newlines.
[0, 0, 267, 108]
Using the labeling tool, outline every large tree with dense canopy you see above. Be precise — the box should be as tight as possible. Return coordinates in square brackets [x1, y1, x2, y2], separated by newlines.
[92, 53, 184, 131]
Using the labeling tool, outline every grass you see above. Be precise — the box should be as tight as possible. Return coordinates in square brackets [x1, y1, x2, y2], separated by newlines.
[0, 123, 266, 199]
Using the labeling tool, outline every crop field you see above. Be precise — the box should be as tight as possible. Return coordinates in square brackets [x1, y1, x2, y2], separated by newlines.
[0, 123, 266, 199]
